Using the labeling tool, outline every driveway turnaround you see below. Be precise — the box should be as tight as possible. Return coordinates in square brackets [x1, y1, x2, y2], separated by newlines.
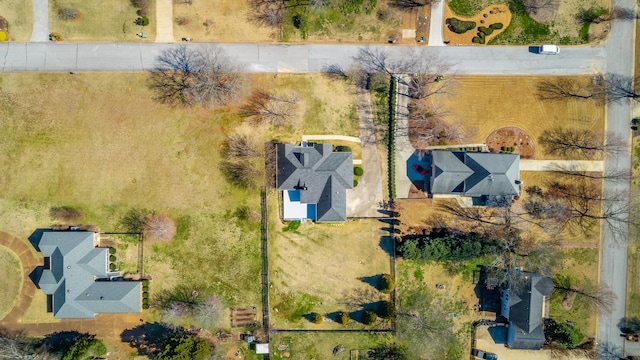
[30, 0, 49, 42]
[0, 232, 40, 326]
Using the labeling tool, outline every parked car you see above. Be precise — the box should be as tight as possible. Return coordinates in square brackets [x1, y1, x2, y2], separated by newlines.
[412, 164, 428, 175]
[472, 349, 498, 360]
[538, 44, 560, 55]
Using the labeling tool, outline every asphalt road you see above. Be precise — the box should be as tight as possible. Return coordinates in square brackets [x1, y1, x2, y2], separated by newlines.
[597, 0, 636, 356]
[0, 42, 606, 75]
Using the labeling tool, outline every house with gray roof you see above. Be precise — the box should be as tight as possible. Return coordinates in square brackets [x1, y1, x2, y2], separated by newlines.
[37, 231, 141, 319]
[430, 151, 521, 204]
[276, 143, 353, 222]
[499, 272, 554, 350]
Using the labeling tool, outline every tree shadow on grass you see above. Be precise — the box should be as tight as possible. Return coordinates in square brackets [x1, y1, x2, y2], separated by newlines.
[359, 275, 381, 289]
[44, 331, 94, 354]
[379, 236, 394, 257]
[121, 322, 182, 357]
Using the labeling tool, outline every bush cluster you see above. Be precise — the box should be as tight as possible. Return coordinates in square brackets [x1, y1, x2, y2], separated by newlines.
[109, 247, 116, 254]
[501, 146, 516, 153]
[136, 16, 150, 26]
[377, 274, 395, 293]
[446, 18, 476, 34]
[489, 22, 503, 29]
[388, 76, 397, 199]
[361, 310, 377, 325]
[353, 166, 364, 187]
[478, 26, 493, 35]
[399, 231, 498, 262]
[311, 312, 323, 324]
[335, 145, 352, 152]
[377, 300, 395, 319]
[337, 311, 350, 325]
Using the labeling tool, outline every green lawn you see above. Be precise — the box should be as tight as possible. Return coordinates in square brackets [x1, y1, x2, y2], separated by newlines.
[627, 138, 640, 318]
[49, 0, 156, 41]
[269, 332, 390, 360]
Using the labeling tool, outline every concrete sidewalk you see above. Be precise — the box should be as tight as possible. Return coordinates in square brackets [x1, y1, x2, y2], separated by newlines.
[30, 0, 49, 42]
[301, 135, 361, 143]
[427, 0, 445, 46]
[155, 0, 174, 42]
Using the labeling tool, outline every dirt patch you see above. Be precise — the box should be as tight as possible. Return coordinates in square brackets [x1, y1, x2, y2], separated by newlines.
[486, 127, 535, 159]
[230, 307, 257, 328]
[524, 0, 559, 23]
[443, 4, 511, 45]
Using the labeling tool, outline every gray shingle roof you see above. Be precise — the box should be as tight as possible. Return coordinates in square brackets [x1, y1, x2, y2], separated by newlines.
[37, 231, 141, 319]
[506, 273, 553, 350]
[276, 143, 353, 222]
[431, 151, 520, 196]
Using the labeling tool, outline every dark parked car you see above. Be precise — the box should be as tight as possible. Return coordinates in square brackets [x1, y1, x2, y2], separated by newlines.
[472, 349, 498, 360]
[412, 164, 428, 175]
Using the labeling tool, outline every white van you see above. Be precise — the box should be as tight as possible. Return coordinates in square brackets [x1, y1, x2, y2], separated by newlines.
[538, 45, 560, 55]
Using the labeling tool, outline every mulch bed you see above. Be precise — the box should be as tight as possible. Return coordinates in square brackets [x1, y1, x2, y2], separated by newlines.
[486, 127, 535, 159]
[230, 306, 257, 328]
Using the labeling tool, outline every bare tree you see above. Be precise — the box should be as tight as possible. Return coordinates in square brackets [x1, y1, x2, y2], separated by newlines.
[550, 163, 631, 183]
[538, 127, 625, 160]
[192, 296, 224, 328]
[0, 329, 39, 360]
[536, 77, 606, 103]
[148, 45, 244, 108]
[144, 213, 177, 242]
[222, 132, 263, 159]
[239, 88, 299, 127]
[604, 73, 640, 103]
[221, 160, 261, 188]
[552, 274, 616, 314]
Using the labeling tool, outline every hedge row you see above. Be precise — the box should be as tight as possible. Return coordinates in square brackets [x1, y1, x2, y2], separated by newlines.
[501, 146, 516, 153]
[388, 76, 397, 200]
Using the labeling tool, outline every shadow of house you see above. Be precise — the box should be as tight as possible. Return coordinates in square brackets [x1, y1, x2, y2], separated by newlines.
[31, 231, 141, 319]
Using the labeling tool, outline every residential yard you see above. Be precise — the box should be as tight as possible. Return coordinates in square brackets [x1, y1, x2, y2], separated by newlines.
[428, 76, 605, 159]
[269, 332, 390, 359]
[269, 193, 392, 329]
[172, 0, 402, 43]
[447, 0, 609, 44]
[48, 0, 156, 41]
[627, 137, 640, 318]
[0, 246, 22, 320]
[0, 0, 33, 41]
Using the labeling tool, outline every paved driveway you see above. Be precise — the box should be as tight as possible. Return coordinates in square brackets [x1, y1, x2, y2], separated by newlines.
[346, 87, 384, 217]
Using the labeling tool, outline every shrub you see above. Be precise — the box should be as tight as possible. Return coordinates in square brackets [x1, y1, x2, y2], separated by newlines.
[353, 179, 359, 187]
[547, 319, 584, 349]
[393, 211, 400, 218]
[478, 26, 493, 35]
[143, 298, 150, 305]
[489, 22, 503, 29]
[354, 167, 364, 176]
[335, 145, 352, 153]
[337, 311, 350, 325]
[142, 303, 150, 309]
[393, 219, 401, 226]
[361, 310, 377, 325]
[311, 312, 323, 324]
[131, 0, 149, 8]
[377, 301, 395, 319]
[377, 274, 395, 293]
[447, 18, 476, 34]
[283, 220, 301, 232]
[175, 16, 189, 25]
[137, 8, 149, 17]
[142, 279, 150, 286]
[109, 255, 117, 262]
[135, 16, 150, 26]
[394, 228, 401, 234]
[143, 285, 150, 292]
[109, 263, 117, 271]
[0, 16, 8, 31]
[143, 291, 149, 298]
[109, 247, 116, 254]
[58, 7, 80, 21]
[472, 36, 485, 44]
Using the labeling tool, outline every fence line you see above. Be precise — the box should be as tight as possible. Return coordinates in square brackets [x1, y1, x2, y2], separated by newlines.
[260, 188, 271, 360]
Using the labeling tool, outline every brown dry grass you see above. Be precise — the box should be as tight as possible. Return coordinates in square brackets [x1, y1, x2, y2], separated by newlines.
[443, 4, 511, 45]
[0, 246, 22, 320]
[431, 76, 605, 160]
[1, 0, 33, 41]
[269, 192, 392, 328]
[549, 0, 609, 41]
[49, 0, 156, 41]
